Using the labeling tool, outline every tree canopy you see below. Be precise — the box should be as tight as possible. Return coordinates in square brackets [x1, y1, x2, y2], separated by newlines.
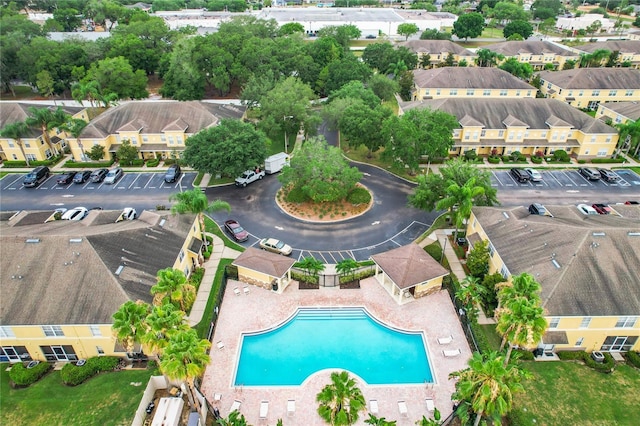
[452, 13, 485, 41]
[503, 20, 534, 40]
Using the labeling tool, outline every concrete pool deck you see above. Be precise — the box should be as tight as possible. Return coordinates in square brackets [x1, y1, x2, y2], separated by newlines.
[201, 278, 472, 425]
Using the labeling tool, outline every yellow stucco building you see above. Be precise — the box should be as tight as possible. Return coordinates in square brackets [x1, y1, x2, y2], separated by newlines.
[572, 40, 640, 69]
[400, 97, 618, 159]
[483, 40, 580, 70]
[465, 206, 640, 354]
[0, 210, 202, 363]
[596, 101, 640, 125]
[400, 40, 477, 68]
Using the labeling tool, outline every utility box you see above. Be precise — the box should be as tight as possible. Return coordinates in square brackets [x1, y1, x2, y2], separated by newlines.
[264, 152, 290, 174]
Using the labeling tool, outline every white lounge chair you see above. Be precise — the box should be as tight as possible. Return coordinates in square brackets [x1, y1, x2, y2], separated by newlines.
[398, 400, 408, 417]
[287, 400, 295, 417]
[438, 335, 453, 345]
[443, 348, 461, 357]
[369, 399, 379, 414]
[243, 286, 250, 295]
[214, 393, 222, 402]
[259, 401, 269, 419]
[230, 400, 241, 413]
[234, 287, 241, 296]
[217, 341, 225, 349]
[426, 398, 435, 412]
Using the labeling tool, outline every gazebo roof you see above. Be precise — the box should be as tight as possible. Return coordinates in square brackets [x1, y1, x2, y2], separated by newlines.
[371, 244, 448, 290]
[232, 247, 296, 278]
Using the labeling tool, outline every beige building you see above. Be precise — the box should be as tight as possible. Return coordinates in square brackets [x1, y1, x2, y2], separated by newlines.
[465, 205, 640, 354]
[77, 101, 246, 162]
[399, 40, 477, 68]
[537, 68, 640, 110]
[0, 102, 88, 162]
[482, 40, 580, 70]
[232, 247, 296, 293]
[572, 40, 640, 69]
[401, 97, 618, 159]
[412, 67, 534, 101]
[0, 210, 202, 363]
[596, 101, 640, 125]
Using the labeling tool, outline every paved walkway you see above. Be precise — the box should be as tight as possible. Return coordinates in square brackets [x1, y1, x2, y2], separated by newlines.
[187, 233, 242, 327]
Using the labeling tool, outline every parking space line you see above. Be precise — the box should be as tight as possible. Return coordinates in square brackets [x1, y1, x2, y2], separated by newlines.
[546, 171, 563, 186]
[128, 174, 142, 190]
[143, 175, 155, 189]
[492, 171, 505, 187]
[2, 175, 23, 190]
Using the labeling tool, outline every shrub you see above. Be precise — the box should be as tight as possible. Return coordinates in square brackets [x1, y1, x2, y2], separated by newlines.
[531, 156, 543, 164]
[9, 362, 52, 387]
[3, 158, 58, 167]
[146, 158, 160, 167]
[60, 356, 121, 386]
[347, 187, 371, 205]
[291, 270, 319, 284]
[584, 352, 615, 373]
[189, 267, 205, 289]
[464, 149, 477, 161]
[625, 351, 640, 368]
[591, 157, 625, 163]
[513, 349, 535, 361]
[285, 186, 309, 203]
[163, 158, 176, 165]
[553, 150, 570, 162]
[557, 350, 586, 360]
[469, 321, 492, 354]
[578, 159, 587, 164]
[63, 160, 114, 168]
[510, 151, 522, 161]
[501, 155, 511, 163]
[487, 156, 501, 164]
[121, 159, 145, 167]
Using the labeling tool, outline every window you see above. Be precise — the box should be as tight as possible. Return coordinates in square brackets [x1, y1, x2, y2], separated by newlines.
[12, 154, 17, 160]
[450, 89, 457, 96]
[516, 90, 521, 96]
[465, 133, 470, 140]
[183, 266, 190, 277]
[168, 136, 174, 145]
[608, 90, 617, 96]
[500, 264, 510, 280]
[547, 82, 552, 89]
[615, 316, 637, 328]
[453, 129, 461, 138]
[592, 90, 600, 96]
[575, 337, 584, 346]
[0, 326, 15, 338]
[500, 90, 507, 96]
[606, 136, 611, 143]
[579, 90, 584, 96]
[615, 115, 622, 124]
[42, 325, 64, 337]
[584, 149, 590, 155]
[527, 90, 532, 97]
[552, 132, 558, 140]
[516, 132, 522, 139]
[483, 89, 490, 96]
[8, 141, 14, 147]
[436, 89, 441, 96]
[600, 335, 638, 351]
[26, 154, 36, 161]
[24, 142, 30, 148]
[568, 91, 573, 96]
[161, 135, 166, 142]
[89, 325, 101, 337]
[179, 249, 184, 262]
[488, 243, 495, 257]
[591, 135, 597, 143]
[541, 131, 547, 138]
[509, 133, 515, 140]
[116, 135, 121, 142]
[466, 89, 474, 96]
[524, 130, 529, 138]
[498, 130, 504, 137]
[40, 139, 45, 145]
[142, 136, 148, 142]
[625, 90, 633, 97]
[45, 149, 52, 159]
[131, 137, 137, 145]
[580, 317, 591, 328]
[549, 317, 560, 329]
[96, 346, 104, 355]
[597, 149, 608, 157]
[481, 130, 486, 137]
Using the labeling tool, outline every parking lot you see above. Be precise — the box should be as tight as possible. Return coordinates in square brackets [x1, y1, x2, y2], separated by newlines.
[491, 168, 640, 190]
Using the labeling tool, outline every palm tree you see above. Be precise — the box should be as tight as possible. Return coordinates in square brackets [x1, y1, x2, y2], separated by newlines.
[71, 80, 101, 108]
[169, 188, 230, 242]
[297, 256, 325, 280]
[449, 351, 530, 426]
[216, 410, 248, 426]
[1, 122, 31, 166]
[455, 276, 486, 324]
[151, 268, 195, 311]
[160, 329, 211, 412]
[112, 300, 151, 354]
[336, 258, 359, 283]
[25, 106, 70, 157]
[364, 414, 397, 425]
[59, 118, 88, 161]
[316, 370, 366, 426]
[416, 409, 442, 426]
[142, 302, 189, 357]
[496, 297, 547, 365]
[436, 178, 485, 240]
[496, 272, 541, 307]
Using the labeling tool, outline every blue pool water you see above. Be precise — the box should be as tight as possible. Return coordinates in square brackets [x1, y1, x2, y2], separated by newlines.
[234, 307, 433, 386]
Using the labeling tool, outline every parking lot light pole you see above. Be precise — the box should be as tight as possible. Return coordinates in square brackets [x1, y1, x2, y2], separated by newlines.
[283, 115, 293, 153]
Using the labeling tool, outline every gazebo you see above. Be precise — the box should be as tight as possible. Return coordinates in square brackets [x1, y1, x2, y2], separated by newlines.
[371, 243, 449, 305]
[232, 247, 296, 293]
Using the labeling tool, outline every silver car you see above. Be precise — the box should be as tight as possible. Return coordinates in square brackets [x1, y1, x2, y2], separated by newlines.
[104, 168, 123, 184]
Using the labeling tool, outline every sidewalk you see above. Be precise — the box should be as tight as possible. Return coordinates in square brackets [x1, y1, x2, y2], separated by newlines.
[187, 233, 242, 327]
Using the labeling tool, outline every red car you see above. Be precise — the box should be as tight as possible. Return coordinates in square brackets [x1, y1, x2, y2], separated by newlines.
[592, 203, 612, 215]
[224, 219, 249, 242]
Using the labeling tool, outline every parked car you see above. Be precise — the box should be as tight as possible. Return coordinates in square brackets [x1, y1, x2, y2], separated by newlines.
[90, 168, 108, 183]
[597, 168, 619, 182]
[23, 166, 50, 187]
[578, 167, 601, 180]
[528, 203, 548, 216]
[164, 164, 181, 183]
[56, 171, 77, 185]
[524, 168, 542, 182]
[625, 200, 639, 205]
[577, 204, 598, 215]
[61, 206, 88, 221]
[259, 238, 292, 256]
[121, 207, 137, 220]
[224, 219, 249, 242]
[510, 168, 530, 183]
[73, 170, 92, 184]
[592, 203, 613, 214]
[104, 167, 123, 184]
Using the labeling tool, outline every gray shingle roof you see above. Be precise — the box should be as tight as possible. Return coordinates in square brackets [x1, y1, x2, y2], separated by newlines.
[401, 98, 616, 134]
[412, 67, 533, 90]
[80, 101, 246, 139]
[483, 40, 577, 57]
[599, 101, 640, 121]
[371, 243, 448, 289]
[232, 247, 296, 278]
[0, 102, 84, 139]
[0, 210, 196, 326]
[575, 40, 640, 54]
[399, 40, 476, 57]
[472, 205, 640, 317]
[537, 68, 640, 90]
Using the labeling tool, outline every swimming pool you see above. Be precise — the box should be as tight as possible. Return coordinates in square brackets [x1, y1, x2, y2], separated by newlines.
[233, 307, 434, 386]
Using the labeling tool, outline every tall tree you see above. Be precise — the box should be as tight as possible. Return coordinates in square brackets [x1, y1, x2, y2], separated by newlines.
[142, 302, 189, 357]
[450, 351, 529, 426]
[169, 188, 230, 239]
[496, 296, 547, 365]
[25, 106, 70, 157]
[499, 57, 534, 79]
[503, 20, 534, 40]
[0, 122, 31, 166]
[336, 258, 359, 283]
[151, 268, 195, 312]
[316, 371, 366, 426]
[112, 300, 151, 354]
[456, 276, 487, 323]
[452, 13, 485, 41]
[116, 139, 139, 165]
[338, 100, 393, 157]
[398, 23, 420, 40]
[368, 74, 399, 102]
[71, 80, 101, 108]
[59, 118, 88, 161]
[436, 178, 485, 240]
[297, 257, 326, 280]
[160, 329, 211, 411]
[83, 56, 148, 100]
[475, 48, 503, 67]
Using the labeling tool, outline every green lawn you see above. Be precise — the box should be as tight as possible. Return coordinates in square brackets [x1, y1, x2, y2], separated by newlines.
[477, 324, 502, 351]
[511, 362, 640, 425]
[0, 364, 154, 425]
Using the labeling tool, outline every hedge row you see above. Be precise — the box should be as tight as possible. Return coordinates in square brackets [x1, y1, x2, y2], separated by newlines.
[557, 350, 615, 373]
[8, 361, 52, 387]
[2, 159, 58, 168]
[291, 270, 319, 284]
[591, 157, 625, 163]
[64, 160, 114, 168]
[146, 158, 160, 167]
[625, 351, 640, 368]
[60, 356, 121, 386]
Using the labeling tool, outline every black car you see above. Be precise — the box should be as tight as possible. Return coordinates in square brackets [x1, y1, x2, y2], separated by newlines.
[578, 167, 601, 180]
[56, 171, 77, 185]
[597, 168, 619, 182]
[73, 170, 92, 184]
[90, 168, 108, 183]
[510, 168, 530, 183]
[164, 164, 181, 183]
[22, 166, 50, 188]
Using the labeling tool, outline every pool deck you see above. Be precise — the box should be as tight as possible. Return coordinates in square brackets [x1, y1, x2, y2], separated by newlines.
[201, 277, 472, 425]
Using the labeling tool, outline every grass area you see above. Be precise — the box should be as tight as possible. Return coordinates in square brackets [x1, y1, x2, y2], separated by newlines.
[511, 362, 640, 425]
[414, 213, 448, 245]
[423, 240, 449, 270]
[342, 144, 421, 182]
[195, 258, 234, 339]
[477, 324, 502, 351]
[0, 85, 39, 100]
[0, 172, 9, 179]
[193, 171, 204, 186]
[0, 364, 153, 425]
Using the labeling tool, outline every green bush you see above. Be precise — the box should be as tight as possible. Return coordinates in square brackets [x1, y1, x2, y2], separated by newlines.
[291, 270, 319, 284]
[501, 155, 511, 162]
[557, 350, 586, 360]
[553, 150, 570, 162]
[146, 158, 160, 167]
[60, 356, 121, 386]
[121, 159, 145, 167]
[347, 187, 371, 205]
[584, 352, 615, 373]
[531, 156, 543, 164]
[163, 159, 176, 165]
[591, 157, 625, 163]
[513, 349, 535, 361]
[285, 186, 309, 203]
[64, 160, 114, 168]
[9, 362, 52, 387]
[487, 156, 501, 164]
[189, 267, 205, 289]
[464, 149, 477, 161]
[578, 159, 587, 164]
[3, 158, 58, 168]
[624, 351, 640, 368]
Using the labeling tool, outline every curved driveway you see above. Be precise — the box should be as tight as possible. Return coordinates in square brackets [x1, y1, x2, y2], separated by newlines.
[206, 163, 437, 262]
